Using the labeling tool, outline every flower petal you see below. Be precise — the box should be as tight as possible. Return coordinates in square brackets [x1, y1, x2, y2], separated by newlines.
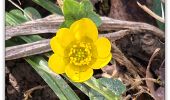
[50, 36, 65, 56]
[91, 53, 112, 69]
[94, 37, 111, 58]
[48, 54, 66, 74]
[65, 65, 93, 82]
[70, 18, 98, 41]
[56, 28, 75, 47]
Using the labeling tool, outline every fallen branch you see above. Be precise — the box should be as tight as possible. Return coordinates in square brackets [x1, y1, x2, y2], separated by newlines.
[5, 29, 152, 60]
[6, 15, 64, 40]
[5, 39, 51, 60]
[5, 28, 164, 61]
[6, 15, 164, 40]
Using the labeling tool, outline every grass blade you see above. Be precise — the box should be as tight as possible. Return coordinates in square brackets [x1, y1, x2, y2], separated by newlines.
[32, 0, 63, 15]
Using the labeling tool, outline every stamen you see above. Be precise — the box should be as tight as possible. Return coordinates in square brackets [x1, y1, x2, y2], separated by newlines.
[69, 42, 92, 66]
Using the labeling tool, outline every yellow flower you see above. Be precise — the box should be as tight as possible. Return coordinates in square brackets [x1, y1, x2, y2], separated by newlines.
[48, 18, 112, 82]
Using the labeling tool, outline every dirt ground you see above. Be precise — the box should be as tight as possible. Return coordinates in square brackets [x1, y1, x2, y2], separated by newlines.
[6, 59, 58, 100]
[5, 0, 165, 100]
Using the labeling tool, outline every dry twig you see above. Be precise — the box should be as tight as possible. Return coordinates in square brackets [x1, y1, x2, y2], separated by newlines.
[146, 48, 161, 100]
[24, 85, 47, 100]
[137, 1, 164, 23]
[6, 39, 50, 60]
[6, 15, 164, 40]
[6, 28, 159, 60]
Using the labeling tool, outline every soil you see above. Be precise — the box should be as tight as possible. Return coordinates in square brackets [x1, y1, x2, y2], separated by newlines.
[5, 0, 165, 100]
[6, 59, 59, 100]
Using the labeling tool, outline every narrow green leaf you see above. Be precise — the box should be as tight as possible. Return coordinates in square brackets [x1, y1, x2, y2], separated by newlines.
[9, 9, 28, 22]
[5, 12, 16, 26]
[151, 0, 165, 30]
[62, 74, 90, 96]
[5, 40, 16, 47]
[24, 7, 42, 20]
[32, 0, 63, 15]
[152, 0, 162, 16]
[6, 10, 27, 26]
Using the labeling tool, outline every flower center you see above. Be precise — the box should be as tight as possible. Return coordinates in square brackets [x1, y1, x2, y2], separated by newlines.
[69, 42, 92, 66]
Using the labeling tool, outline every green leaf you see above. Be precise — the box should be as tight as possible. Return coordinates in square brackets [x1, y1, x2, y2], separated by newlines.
[62, 0, 81, 28]
[5, 12, 16, 26]
[32, 0, 63, 15]
[151, 0, 165, 30]
[80, 0, 102, 26]
[62, 75, 90, 96]
[152, 0, 162, 17]
[24, 7, 42, 20]
[33, 0, 101, 27]
[5, 40, 16, 47]
[63, 0, 82, 19]
[98, 78, 126, 96]
[87, 11, 102, 27]
[80, 0, 93, 12]
[6, 10, 28, 26]
[62, 0, 101, 27]
[9, 9, 29, 21]
[60, 19, 75, 28]
[85, 77, 120, 100]
[89, 89, 106, 100]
